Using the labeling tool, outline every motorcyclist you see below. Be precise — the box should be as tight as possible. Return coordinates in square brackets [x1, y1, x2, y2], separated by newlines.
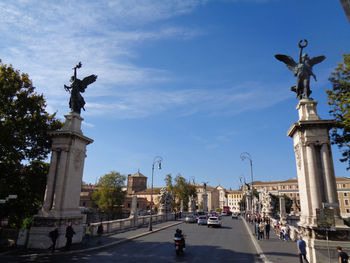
[174, 229, 185, 248]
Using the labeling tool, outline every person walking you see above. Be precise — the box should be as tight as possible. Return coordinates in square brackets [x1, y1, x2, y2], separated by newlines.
[297, 236, 309, 263]
[265, 221, 270, 239]
[48, 226, 59, 252]
[259, 221, 265, 240]
[337, 246, 349, 263]
[65, 222, 75, 250]
[97, 223, 103, 244]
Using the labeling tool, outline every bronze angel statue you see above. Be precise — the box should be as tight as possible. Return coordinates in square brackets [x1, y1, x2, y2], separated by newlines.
[64, 62, 97, 114]
[275, 39, 325, 100]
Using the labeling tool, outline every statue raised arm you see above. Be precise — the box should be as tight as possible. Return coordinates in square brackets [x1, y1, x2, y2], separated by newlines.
[64, 62, 97, 114]
[275, 39, 325, 100]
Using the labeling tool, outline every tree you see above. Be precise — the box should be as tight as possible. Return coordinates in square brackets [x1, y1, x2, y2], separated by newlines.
[270, 194, 293, 216]
[0, 60, 62, 227]
[164, 174, 197, 211]
[327, 53, 350, 170]
[92, 171, 126, 219]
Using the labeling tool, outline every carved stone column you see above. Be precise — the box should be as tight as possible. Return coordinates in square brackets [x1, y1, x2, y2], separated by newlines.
[27, 112, 93, 249]
[287, 99, 350, 263]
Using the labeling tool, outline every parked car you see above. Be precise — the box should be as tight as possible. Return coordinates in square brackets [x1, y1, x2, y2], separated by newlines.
[185, 214, 197, 223]
[207, 216, 222, 227]
[222, 211, 227, 216]
[231, 213, 238, 219]
[197, 215, 207, 225]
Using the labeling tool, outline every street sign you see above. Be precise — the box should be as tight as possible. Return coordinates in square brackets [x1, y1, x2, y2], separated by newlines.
[316, 208, 335, 229]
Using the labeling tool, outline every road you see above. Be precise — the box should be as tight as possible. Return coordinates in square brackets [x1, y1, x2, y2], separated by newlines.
[9, 217, 262, 263]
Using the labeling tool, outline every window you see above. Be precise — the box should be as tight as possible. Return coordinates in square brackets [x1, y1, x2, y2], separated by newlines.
[345, 200, 349, 206]
[346, 209, 350, 213]
[344, 193, 348, 197]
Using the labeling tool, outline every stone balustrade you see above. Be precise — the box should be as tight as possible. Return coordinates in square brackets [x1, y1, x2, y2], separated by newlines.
[88, 213, 175, 236]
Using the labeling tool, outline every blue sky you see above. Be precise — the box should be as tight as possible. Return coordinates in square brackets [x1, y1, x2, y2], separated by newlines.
[1, 0, 349, 190]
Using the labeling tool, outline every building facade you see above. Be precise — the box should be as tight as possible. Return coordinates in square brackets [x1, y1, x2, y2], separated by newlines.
[227, 190, 243, 213]
[245, 177, 350, 218]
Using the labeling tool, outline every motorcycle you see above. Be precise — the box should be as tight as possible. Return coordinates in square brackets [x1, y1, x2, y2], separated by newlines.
[174, 236, 185, 255]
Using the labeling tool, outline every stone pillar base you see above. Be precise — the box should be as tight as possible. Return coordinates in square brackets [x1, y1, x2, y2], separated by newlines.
[300, 226, 350, 263]
[27, 215, 83, 249]
[305, 237, 350, 262]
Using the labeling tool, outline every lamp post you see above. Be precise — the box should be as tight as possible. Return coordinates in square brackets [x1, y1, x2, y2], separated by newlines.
[148, 156, 162, 231]
[240, 152, 254, 216]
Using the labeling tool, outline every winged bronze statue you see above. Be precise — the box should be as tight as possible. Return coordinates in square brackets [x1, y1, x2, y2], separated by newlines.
[275, 40, 326, 100]
[64, 62, 97, 114]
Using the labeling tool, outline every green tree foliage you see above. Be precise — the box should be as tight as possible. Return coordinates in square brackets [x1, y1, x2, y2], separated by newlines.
[164, 174, 197, 211]
[327, 53, 350, 170]
[270, 194, 293, 216]
[0, 60, 62, 227]
[92, 171, 126, 219]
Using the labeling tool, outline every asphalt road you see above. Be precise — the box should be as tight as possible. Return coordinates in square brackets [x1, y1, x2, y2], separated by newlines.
[8, 217, 262, 263]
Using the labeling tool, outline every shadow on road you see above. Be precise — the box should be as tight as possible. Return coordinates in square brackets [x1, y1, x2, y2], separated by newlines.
[10, 239, 263, 263]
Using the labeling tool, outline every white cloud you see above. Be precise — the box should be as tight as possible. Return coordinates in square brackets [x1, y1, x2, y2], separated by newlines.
[0, 1, 289, 121]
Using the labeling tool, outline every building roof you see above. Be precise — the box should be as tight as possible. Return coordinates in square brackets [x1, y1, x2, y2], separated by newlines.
[130, 170, 146, 178]
[252, 178, 297, 185]
[227, 190, 243, 194]
[136, 187, 162, 195]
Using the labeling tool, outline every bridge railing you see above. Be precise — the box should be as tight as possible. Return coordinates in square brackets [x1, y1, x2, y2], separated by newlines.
[88, 213, 175, 236]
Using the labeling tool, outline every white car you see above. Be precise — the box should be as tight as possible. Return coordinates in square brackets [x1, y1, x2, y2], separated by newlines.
[207, 216, 222, 227]
[222, 211, 227, 216]
[231, 213, 238, 219]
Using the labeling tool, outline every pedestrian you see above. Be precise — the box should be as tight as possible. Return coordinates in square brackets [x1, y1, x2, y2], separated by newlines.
[84, 223, 92, 244]
[297, 236, 309, 263]
[65, 222, 75, 250]
[265, 221, 270, 239]
[285, 224, 290, 241]
[48, 226, 59, 252]
[273, 219, 278, 233]
[97, 223, 103, 244]
[256, 222, 260, 240]
[279, 223, 284, 240]
[337, 246, 349, 263]
[259, 221, 265, 240]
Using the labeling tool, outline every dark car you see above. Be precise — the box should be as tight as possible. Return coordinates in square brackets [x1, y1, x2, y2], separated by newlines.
[185, 214, 197, 223]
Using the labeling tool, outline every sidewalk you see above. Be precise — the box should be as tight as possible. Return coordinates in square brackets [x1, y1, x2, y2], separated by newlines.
[242, 219, 299, 263]
[0, 219, 183, 260]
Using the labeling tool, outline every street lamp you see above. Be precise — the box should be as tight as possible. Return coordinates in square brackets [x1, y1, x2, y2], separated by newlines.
[148, 156, 163, 231]
[240, 152, 254, 215]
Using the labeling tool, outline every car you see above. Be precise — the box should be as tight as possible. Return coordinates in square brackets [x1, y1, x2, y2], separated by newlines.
[197, 215, 207, 225]
[222, 211, 227, 216]
[207, 216, 222, 227]
[185, 214, 197, 223]
[231, 213, 238, 219]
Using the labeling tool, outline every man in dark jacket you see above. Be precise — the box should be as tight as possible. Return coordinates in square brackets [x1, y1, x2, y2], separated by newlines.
[65, 222, 75, 250]
[48, 226, 59, 252]
[265, 221, 271, 239]
[337, 246, 349, 263]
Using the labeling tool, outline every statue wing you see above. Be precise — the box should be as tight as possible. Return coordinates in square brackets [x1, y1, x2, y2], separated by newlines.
[275, 54, 298, 73]
[80, 74, 98, 92]
[309, 55, 326, 66]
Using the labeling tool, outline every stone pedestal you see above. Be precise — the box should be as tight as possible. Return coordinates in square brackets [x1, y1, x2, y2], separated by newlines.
[246, 194, 252, 213]
[279, 196, 287, 224]
[27, 112, 93, 249]
[287, 99, 350, 262]
[202, 193, 208, 212]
